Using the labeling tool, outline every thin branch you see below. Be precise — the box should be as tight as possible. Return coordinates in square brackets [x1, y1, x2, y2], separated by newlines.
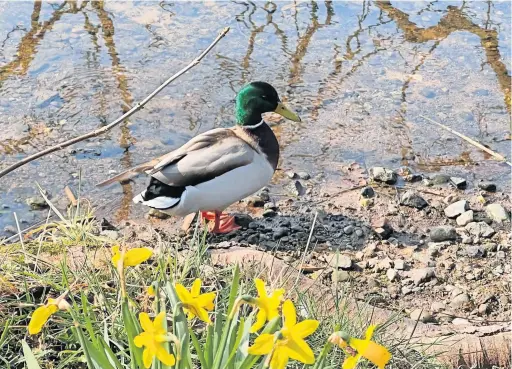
[420, 115, 512, 167]
[0, 27, 230, 179]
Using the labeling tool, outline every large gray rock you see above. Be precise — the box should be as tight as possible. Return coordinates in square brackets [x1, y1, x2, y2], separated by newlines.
[444, 200, 469, 218]
[456, 210, 474, 226]
[465, 222, 495, 238]
[430, 226, 457, 242]
[369, 167, 397, 184]
[400, 191, 428, 209]
[485, 203, 510, 223]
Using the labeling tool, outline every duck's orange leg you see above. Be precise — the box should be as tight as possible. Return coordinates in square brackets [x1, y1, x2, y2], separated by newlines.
[200, 211, 240, 234]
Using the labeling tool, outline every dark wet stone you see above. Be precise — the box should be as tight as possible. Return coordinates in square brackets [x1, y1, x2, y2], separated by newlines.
[273, 227, 289, 240]
[247, 234, 259, 244]
[246, 196, 265, 208]
[450, 177, 467, 189]
[262, 209, 277, 218]
[234, 214, 253, 228]
[248, 222, 260, 230]
[400, 190, 428, 209]
[478, 182, 497, 192]
[430, 226, 457, 242]
[360, 186, 375, 198]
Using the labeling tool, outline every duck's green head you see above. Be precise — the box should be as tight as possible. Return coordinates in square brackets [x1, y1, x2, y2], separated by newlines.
[235, 82, 301, 126]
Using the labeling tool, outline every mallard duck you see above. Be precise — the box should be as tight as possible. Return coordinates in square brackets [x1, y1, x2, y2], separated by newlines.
[97, 82, 300, 233]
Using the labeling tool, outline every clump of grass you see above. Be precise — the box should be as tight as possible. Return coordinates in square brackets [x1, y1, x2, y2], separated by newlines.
[0, 201, 444, 369]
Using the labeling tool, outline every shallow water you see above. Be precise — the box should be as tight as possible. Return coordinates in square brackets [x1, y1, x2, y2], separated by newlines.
[0, 1, 510, 234]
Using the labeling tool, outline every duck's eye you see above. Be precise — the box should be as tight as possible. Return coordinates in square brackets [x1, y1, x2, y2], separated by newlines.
[261, 95, 267, 99]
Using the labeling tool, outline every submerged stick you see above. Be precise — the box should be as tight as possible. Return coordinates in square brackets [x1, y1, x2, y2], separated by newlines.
[0, 27, 230, 179]
[420, 115, 512, 167]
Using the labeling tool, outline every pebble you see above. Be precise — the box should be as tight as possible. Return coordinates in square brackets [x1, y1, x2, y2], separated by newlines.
[461, 235, 473, 244]
[26, 196, 49, 210]
[478, 303, 489, 315]
[262, 209, 277, 218]
[246, 196, 265, 207]
[273, 227, 289, 240]
[430, 226, 457, 242]
[147, 209, 171, 219]
[355, 229, 364, 237]
[328, 255, 352, 269]
[496, 250, 506, 259]
[456, 210, 474, 226]
[400, 191, 428, 209]
[263, 202, 277, 211]
[343, 225, 354, 235]
[3, 225, 16, 234]
[410, 308, 434, 323]
[401, 286, 412, 295]
[369, 167, 397, 184]
[450, 293, 470, 308]
[465, 222, 495, 238]
[332, 270, 350, 283]
[297, 171, 311, 180]
[478, 182, 496, 192]
[465, 245, 485, 258]
[360, 186, 375, 198]
[444, 200, 469, 218]
[394, 259, 405, 270]
[485, 203, 509, 223]
[431, 302, 446, 313]
[371, 217, 393, 239]
[286, 171, 297, 179]
[386, 268, 397, 282]
[450, 177, 467, 189]
[409, 268, 435, 285]
[288, 181, 305, 196]
[432, 174, 450, 185]
[100, 230, 119, 240]
[246, 234, 259, 244]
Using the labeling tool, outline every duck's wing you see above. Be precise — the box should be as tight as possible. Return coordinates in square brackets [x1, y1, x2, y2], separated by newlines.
[96, 128, 255, 188]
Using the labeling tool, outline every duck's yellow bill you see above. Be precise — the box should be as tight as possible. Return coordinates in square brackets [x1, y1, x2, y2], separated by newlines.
[274, 102, 301, 122]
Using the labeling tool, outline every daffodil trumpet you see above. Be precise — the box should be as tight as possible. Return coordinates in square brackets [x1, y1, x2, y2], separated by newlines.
[329, 326, 391, 369]
[28, 290, 71, 335]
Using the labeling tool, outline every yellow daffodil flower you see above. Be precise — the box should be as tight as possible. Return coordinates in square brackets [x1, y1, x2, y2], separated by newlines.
[175, 278, 216, 324]
[28, 294, 71, 335]
[248, 299, 319, 369]
[111, 245, 152, 268]
[134, 312, 176, 369]
[329, 325, 391, 369]
[250, 278, 285, 332]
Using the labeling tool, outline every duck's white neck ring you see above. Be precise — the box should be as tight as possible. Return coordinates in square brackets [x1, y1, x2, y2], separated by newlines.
[245, 119, 264, 130]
